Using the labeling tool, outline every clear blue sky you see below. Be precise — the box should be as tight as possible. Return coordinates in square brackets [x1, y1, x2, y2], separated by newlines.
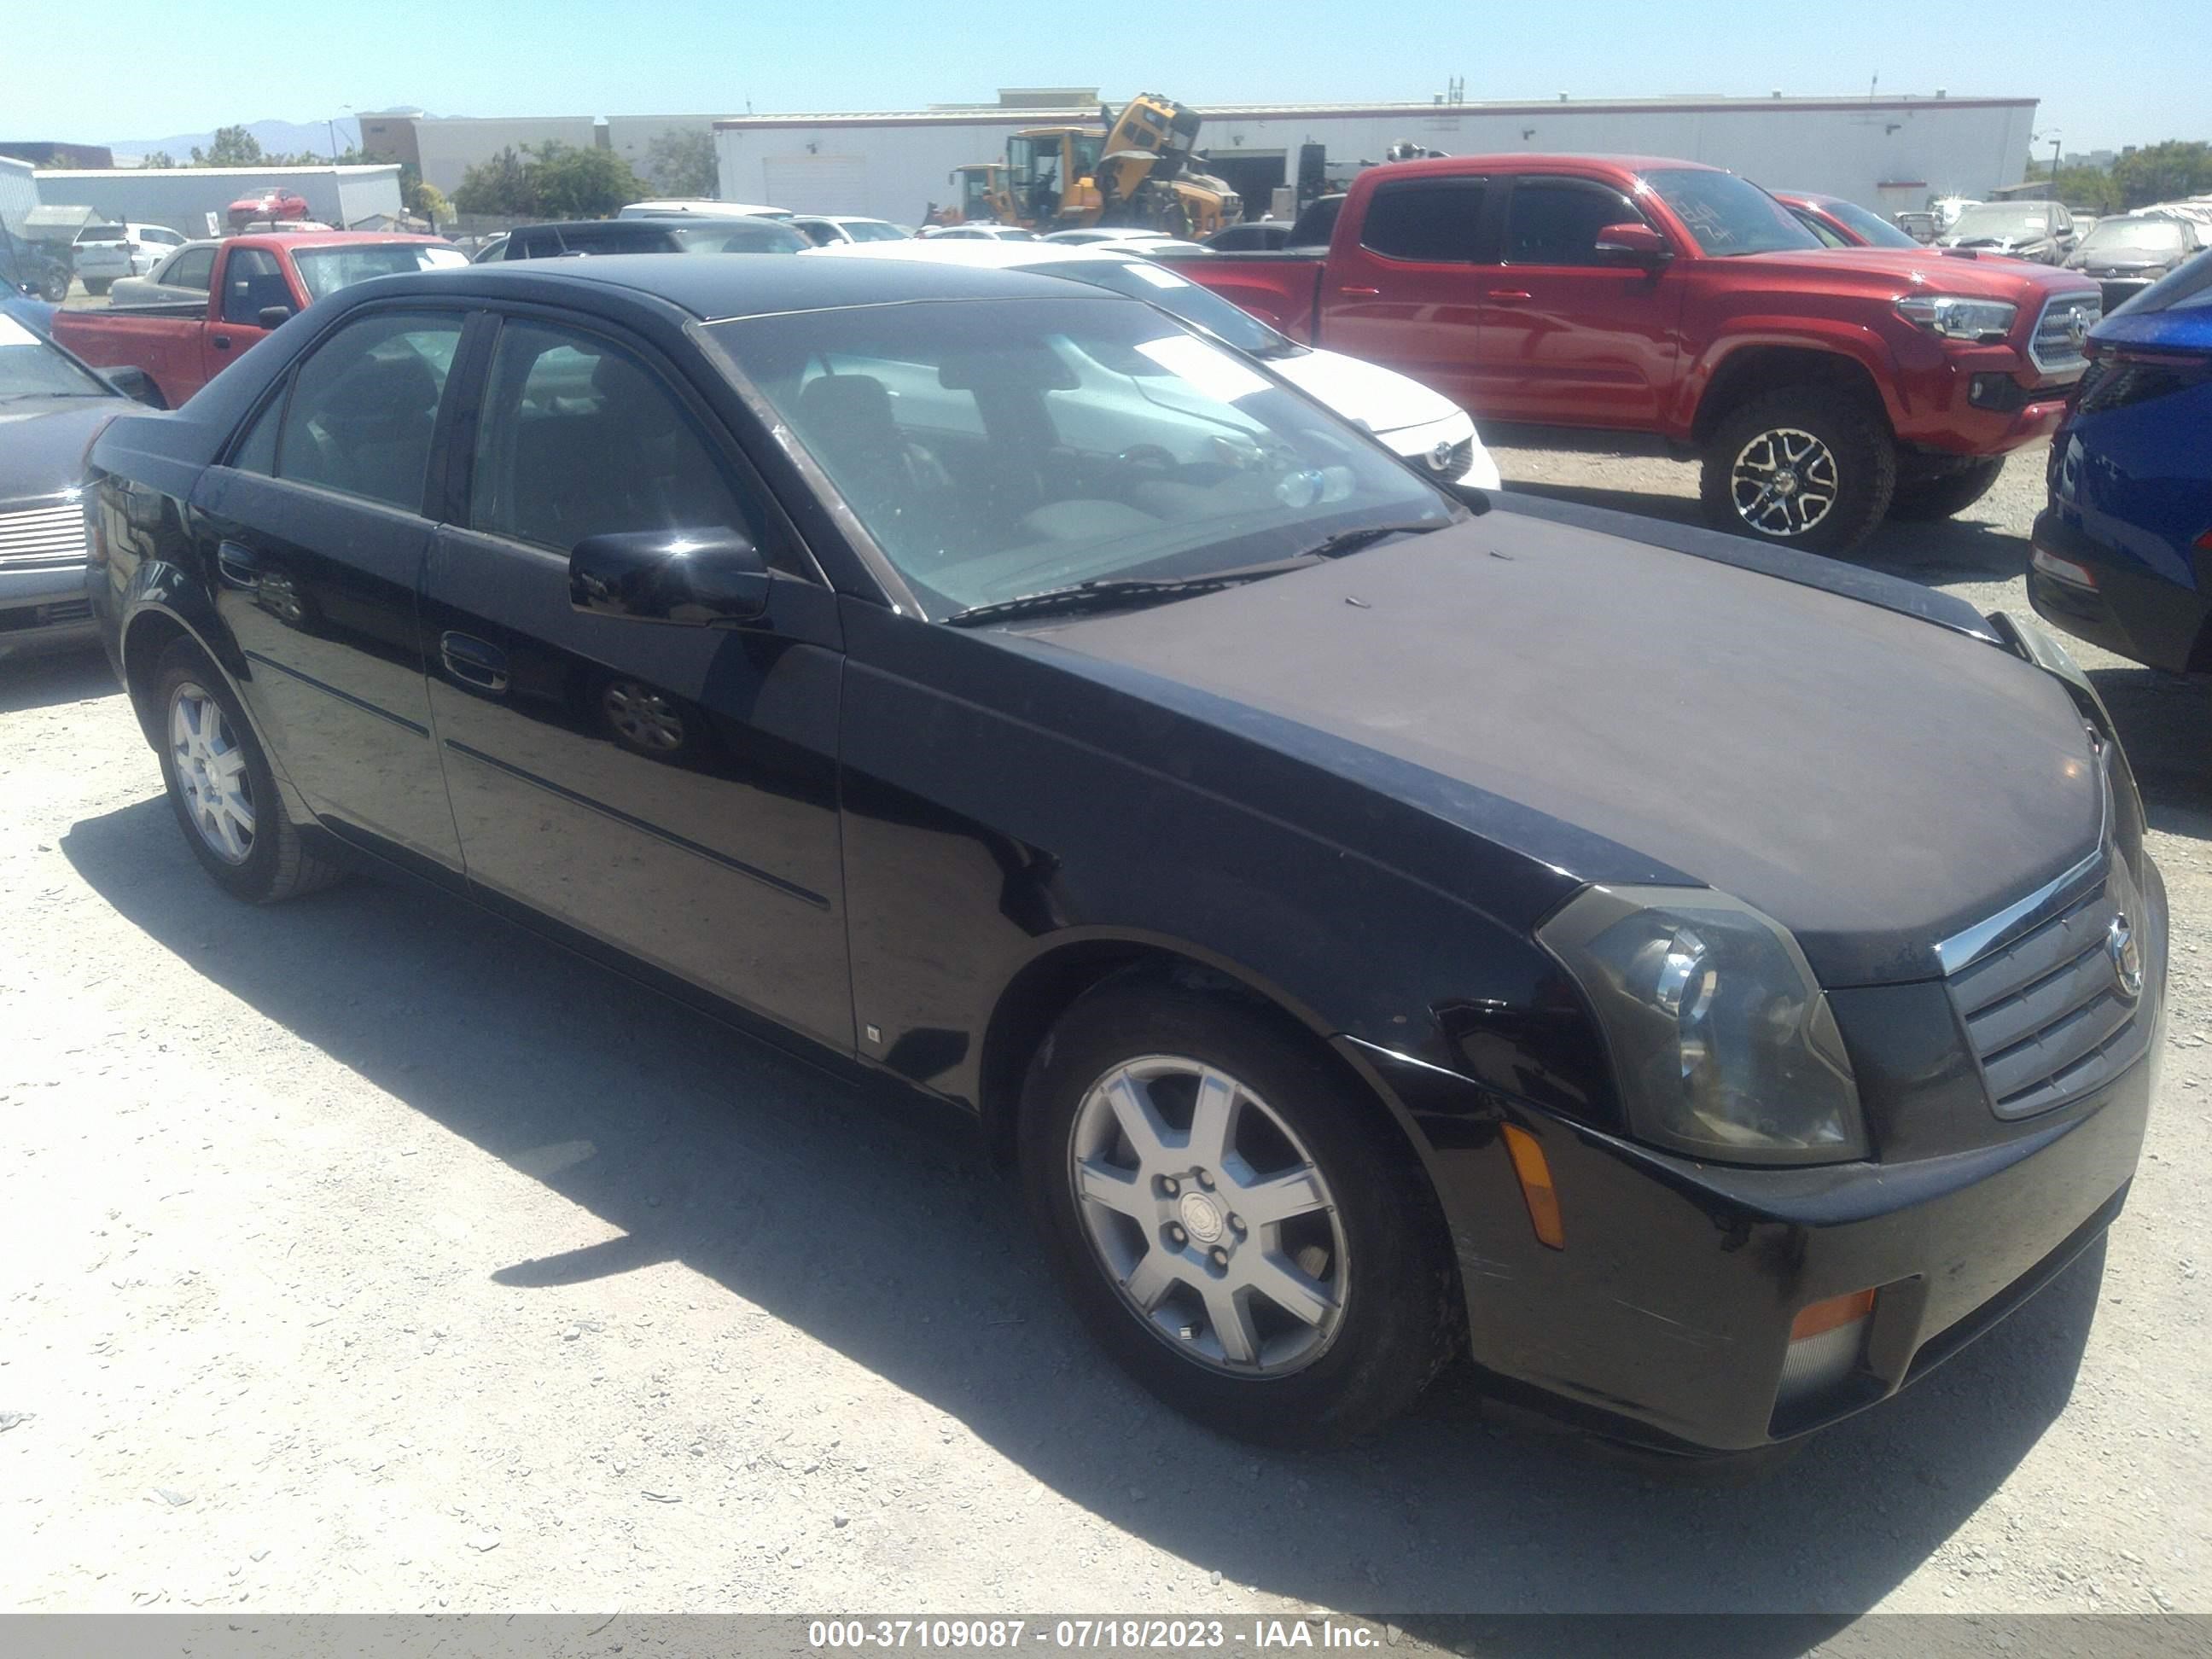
[11, 0, 2203, 154]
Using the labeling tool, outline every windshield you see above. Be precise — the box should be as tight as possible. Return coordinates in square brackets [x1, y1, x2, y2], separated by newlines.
[1819, 198, 1920, 248]
[2081, 218, 2187, 254]
[675, 223, 806, 253]
[1641, 169, 1821, 256]
[708, 295, 1452, 620]
[0, 312, 110, 400]
[292, 242, 466, 300]
[1038, 259, 1295, 357]
[1949, 204, 2051, 240]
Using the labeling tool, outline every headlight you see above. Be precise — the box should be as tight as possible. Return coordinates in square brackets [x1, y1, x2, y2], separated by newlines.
[1539, 885, 1866, 1165]
[1895, 294, 2018, 342]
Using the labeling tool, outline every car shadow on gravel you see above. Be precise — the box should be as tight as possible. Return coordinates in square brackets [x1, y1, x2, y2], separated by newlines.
[62, 794, 2107, 1620]
[0, 643, 119, 714]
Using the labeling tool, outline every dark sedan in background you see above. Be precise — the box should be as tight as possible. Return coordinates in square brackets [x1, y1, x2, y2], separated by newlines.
[2032, 250, 2212, 674]
[1771, 190, 1923, 250]
[0, 312, 160, 656]
[84, 255, 2163, 1458]
[2064, 215, 2207, 315]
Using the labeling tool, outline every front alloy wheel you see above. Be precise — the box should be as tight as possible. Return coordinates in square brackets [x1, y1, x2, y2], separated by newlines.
[1069, 1056, 1348, 1376]
[1021, 980, 1460, 1446]
[1697, 386, 1895, 555]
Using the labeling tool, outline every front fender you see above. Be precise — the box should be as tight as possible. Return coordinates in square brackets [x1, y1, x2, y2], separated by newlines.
[1675, 319, 1915, 439]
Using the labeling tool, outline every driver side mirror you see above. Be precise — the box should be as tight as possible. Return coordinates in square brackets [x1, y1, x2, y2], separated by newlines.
[1593, 223, 1672, 268]
[256, 303, 295, 329]
[570, 529, 771, 626]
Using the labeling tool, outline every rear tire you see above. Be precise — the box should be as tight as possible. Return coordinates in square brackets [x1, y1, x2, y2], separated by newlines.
[42, 269, 71, 302]
[1887, 456, 2005, 521]
[84, 279, 112, 297]
[1698, 386, 1896, 556]
[151, 638, 343, 904]
[1019, 977, 1460, 1447]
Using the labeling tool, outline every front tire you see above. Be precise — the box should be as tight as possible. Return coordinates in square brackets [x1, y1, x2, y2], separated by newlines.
[84, 278, 112, 297]
[1887, 456, 2005, 521]
[152, 638, 343, 904]
[42, 269, 71, 302]
[1698, 386, 1896, 555]
[1019, 978, 1459, 1446]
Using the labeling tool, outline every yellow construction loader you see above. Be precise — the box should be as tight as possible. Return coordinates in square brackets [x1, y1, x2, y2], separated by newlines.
[926, 163, 1010, 226]
[994, 94, 1241, 236]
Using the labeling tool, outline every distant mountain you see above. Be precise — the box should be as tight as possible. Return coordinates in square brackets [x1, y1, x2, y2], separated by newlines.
[107, 117, 363, 161]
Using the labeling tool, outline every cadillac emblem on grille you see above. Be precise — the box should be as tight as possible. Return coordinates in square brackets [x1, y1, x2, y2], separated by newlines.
[2108, 913, 2144, 1000]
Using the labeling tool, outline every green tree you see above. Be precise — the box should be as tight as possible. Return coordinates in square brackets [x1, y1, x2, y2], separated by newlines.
[643, 127, 718, 199]
[526, 141, 646, 218]
[452, 146, 537, 216]
[141, 150, 177, 169]
[192, 125, 265, 166]
[408, 178, 453, 228]
[2048, 163, 2121, 214]
[2112, 141, 2212, 210]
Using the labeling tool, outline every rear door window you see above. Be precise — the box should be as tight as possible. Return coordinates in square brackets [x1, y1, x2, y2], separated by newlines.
[272, 311, 466, 512]
[1358, 181, 1488, 263]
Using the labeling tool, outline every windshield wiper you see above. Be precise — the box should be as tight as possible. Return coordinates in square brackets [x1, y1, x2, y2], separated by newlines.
[943, 522, 1449, 628]
[944, 556, 1322, 627]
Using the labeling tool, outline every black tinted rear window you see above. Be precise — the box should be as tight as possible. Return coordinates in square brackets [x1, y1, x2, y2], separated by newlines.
[1359, 182, 1487, 262]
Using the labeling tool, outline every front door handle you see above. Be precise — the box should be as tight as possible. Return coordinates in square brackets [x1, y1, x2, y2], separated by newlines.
[439, 632, 509, 694]
[216, 539, 262, 590]
[1336, 285, 1382, 297]
[1486, 290, 1534, 304]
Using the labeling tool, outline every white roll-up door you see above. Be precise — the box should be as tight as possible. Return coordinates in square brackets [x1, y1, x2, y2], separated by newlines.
[760, 154, 869, 214]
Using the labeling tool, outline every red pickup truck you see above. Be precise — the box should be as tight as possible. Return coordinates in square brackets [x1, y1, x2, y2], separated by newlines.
[1180, 156, 2105, 551]
[52, 232, 463, 408]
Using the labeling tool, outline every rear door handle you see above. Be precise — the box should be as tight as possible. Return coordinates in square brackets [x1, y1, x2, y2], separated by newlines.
[216, 539, 262, 590]
[1336, 285, 1381, 297]
[1486, 290, 1534, 304]
[210, 334, 233, 351]
[439, 632, 509, 694]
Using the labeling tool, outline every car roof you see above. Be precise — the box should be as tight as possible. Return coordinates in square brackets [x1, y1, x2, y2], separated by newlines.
[804, 238, 1132, 270]
[375, 250, 1119, 321]
[240, 231, 451, 249]
[521, 217, 790, 235]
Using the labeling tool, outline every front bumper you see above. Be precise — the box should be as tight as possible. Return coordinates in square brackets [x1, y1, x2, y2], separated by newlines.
[0, 563, 97, 656]
[1346, 859, 2163, 1456]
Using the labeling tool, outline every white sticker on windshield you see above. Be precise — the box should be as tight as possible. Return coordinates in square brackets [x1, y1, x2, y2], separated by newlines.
[1126, 263, 1187, 289]
[0, 315, 37, 348]
[1133, 334, 1270, 400]
[2024, 216, 2047, 228]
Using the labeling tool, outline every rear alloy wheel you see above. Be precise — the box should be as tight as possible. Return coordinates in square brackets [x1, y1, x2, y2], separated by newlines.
[1887, 456, 2006, 521]
[1021, 979, 1459, 1446]
[1699, 387, 1895, 555]
[152, 638, 343, 903]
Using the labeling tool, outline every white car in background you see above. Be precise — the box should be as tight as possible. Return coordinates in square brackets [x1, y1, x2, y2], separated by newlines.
[789, 215, 911, 246]
[620, 199, 796, 222]
[805, 238, 1500, 491]
[917, 223, 1039, 242]
[71, 223, 188, 295]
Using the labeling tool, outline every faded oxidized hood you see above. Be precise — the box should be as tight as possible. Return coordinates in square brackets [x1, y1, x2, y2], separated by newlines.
[1025, 509, 2104, 988]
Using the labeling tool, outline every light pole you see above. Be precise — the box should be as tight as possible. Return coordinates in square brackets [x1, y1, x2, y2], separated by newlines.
[328, 105, 353, 163]
[2034, 129, 2063, 186]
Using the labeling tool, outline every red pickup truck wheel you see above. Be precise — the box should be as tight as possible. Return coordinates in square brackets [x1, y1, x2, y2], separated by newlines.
[1698, 387, 1896, 556]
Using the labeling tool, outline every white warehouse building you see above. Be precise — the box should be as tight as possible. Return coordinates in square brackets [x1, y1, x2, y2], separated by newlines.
[714, 91, 2036, 224]
[26, 165, 405, 240]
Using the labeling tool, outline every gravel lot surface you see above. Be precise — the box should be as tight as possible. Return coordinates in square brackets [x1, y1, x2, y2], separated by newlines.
[3, 436, 2209, 1625]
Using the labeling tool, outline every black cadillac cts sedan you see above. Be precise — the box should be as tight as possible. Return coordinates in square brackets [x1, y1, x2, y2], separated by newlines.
[84, 255, 2164, 1456]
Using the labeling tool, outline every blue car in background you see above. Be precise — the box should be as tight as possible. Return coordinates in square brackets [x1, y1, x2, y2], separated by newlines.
[2031, 250, 2212, 672]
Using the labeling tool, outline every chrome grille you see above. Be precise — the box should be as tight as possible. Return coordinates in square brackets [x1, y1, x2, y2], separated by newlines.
[0, 498, 89, 572]
[1424, 437, 1475, 478]
[1947, 852, 2148, 1120]
[2028, 291, 2102, 378]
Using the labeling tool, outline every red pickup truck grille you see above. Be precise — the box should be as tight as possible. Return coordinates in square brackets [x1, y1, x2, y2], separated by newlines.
[0, 499, 87, 572]
[2029, 292, 2103, 380]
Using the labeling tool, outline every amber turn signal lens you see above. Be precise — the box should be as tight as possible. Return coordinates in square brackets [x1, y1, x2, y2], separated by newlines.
[1499, 1123, 1565, 1250]
[1790, 1288, 1877, 1342]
